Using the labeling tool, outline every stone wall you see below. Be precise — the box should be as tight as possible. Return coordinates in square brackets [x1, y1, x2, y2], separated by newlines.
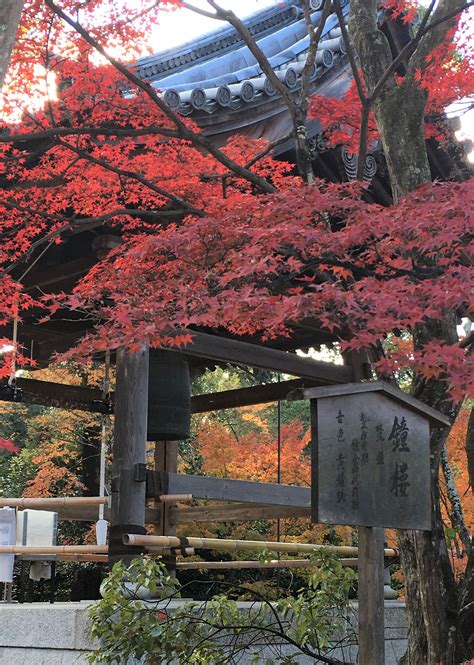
[0, 600, 408, 664]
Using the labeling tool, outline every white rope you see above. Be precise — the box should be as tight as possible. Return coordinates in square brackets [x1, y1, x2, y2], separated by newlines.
[96, 351, 111, 545]
[7, 308, 18, 388]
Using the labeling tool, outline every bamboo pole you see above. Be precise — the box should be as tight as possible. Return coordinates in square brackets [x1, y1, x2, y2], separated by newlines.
[58, 554, 109, 563]
[176, 558, 359, 570]
[0, 497, 109, 509]
[0, 545, 108, 555]
[124, 534, 398, 558]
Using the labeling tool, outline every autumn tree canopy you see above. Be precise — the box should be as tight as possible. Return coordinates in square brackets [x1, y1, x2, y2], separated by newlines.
[0, 0, 471, 400]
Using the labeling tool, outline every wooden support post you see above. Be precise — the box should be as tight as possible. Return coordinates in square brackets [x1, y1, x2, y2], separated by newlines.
[154, 440, 178, 573]
[358, 526, 385, 664]
[346, 348, 385, 664]
[110, 347, 149, 565]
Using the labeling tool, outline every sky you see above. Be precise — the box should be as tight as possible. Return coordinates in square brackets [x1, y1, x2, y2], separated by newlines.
[149, 1, 277, 52]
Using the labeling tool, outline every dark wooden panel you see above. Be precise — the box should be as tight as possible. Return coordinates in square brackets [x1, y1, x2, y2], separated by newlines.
[155, 472, 310, 508]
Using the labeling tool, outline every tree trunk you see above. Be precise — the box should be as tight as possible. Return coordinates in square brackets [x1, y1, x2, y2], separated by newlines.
[349, 2, 473, 662]
[0, 0, 24, 87]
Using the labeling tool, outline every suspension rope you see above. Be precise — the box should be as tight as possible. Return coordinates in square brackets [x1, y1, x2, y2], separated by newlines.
[98, 350, 111, 522]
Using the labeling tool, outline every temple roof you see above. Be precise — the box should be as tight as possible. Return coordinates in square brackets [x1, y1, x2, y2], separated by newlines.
[137, 1, 351, 142]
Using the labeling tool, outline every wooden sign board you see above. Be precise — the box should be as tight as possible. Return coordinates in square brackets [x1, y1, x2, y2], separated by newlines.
[306, 382, 450, 531]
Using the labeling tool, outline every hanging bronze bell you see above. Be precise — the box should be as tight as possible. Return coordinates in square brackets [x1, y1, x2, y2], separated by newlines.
[147, 349, 191, 441]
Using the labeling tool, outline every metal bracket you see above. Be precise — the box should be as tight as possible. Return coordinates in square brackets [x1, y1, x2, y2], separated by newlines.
[134, 463, 147, 482]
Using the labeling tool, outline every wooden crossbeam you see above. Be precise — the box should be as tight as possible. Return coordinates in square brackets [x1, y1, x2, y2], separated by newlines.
[0, 377, 108, 413]
[185, 331, 352, 383]
[153, 472, 310, 508]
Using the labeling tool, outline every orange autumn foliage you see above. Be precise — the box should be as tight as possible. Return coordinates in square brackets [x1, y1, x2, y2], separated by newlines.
[197, 416, 310, 487]
[445, 406, 473, 533]
[23, 440, 84, 497]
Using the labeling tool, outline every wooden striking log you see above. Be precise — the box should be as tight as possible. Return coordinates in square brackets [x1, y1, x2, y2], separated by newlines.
[176, 558, 359, 570]
[171, 503, 310, 524]
[123, 534, 399, 558]
[0, 496, 109, 508]
[0, 545, 108, 554]
[154, 472, 310, 508]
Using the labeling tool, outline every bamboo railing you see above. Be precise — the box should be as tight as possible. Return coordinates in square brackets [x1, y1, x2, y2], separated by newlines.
[0, 545, 108, 555]
[0, 497, 109, 509]
[124, 534, 398, 558]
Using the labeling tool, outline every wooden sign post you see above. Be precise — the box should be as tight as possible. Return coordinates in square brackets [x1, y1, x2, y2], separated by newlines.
[305, 381, 450, 665]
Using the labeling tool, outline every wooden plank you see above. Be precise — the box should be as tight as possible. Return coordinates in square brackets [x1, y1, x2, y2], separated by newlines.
[358, 526, 385, 665]
[191, 378, 320, 413]
[171, 503, 310, 524]
[184, 331, 353, 383]
[156, 472, 310, 508]
[154, 440, 178, 573]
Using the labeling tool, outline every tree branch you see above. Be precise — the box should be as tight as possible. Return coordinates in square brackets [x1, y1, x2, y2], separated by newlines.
[56, 138, 206, 217]
[0, 125, 179, 143]
[44, 0, 277, 195]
